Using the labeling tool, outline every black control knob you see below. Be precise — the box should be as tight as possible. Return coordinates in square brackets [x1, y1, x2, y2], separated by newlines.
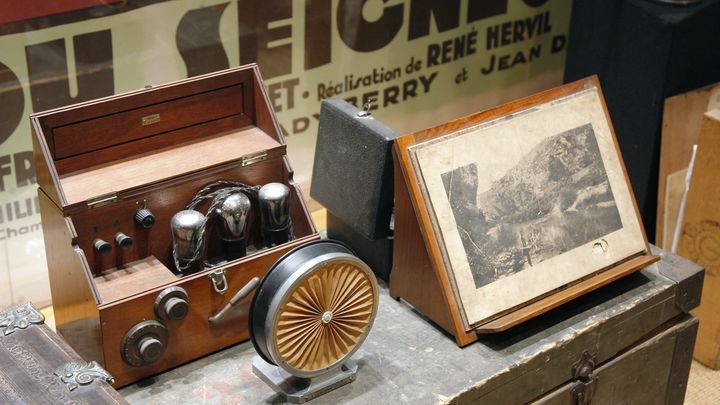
[138, 336, 164, 363]
[163, 297, 189, 321]
[134, 206, 156, 229]
[93, 239, 112, 256]
[121, 320, 168, 367]
[155, 287, 190, 321]
[115, 232, 133, 248]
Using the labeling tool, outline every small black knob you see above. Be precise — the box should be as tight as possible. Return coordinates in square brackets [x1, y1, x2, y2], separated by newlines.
[134, 207, 155, 229]
[164, 297, 189, 320]
[138, 336, 164, 363]
[115, 232, 133, 248]
[94, 239, 112, 256]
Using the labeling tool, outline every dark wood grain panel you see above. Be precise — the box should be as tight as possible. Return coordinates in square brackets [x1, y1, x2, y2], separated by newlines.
[37, 189, 104, 363]
[59, 126, 283, 205]
[54, 115, 249, 176]
[35, 67, 253, 130]
[390, 153, 456, 337]
[99, 234, 319, 387]
[53, 84, 244, 159]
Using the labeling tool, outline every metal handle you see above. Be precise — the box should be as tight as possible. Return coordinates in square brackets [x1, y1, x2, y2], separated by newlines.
[208, 269, 228, 295]
[209, 277, 260, 324]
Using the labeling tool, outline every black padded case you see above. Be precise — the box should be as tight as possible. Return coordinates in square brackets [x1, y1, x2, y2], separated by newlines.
[310, 99, 399, 280]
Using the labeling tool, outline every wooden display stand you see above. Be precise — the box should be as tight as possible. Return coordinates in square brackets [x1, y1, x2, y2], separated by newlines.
[32, 65, 319, 386]
[390, 77, 658, 347]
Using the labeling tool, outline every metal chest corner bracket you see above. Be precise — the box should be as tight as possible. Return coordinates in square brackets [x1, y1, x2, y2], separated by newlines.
[0, 302, 45, 336]
[54, 361, 115, 392]
[571, 350, 598, 405]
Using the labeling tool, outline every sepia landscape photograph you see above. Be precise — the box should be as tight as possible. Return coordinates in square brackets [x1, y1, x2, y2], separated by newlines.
[440, 123, 623, 289]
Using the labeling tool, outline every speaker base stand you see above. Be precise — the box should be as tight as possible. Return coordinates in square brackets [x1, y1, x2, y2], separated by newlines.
[252, 356, 358, 404]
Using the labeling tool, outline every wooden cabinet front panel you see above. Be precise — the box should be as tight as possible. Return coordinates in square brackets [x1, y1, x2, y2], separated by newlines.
[99, 234, 319, 387]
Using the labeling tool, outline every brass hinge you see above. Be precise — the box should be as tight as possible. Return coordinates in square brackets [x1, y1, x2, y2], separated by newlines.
[87, 193, 118, 209]
[241, 150, 268, 167]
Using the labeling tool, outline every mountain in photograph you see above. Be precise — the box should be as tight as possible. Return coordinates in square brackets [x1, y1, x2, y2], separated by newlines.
[442, 123, 623, 289]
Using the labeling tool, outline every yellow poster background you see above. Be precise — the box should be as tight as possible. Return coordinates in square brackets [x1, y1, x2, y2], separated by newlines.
[0, 0, 570, 308]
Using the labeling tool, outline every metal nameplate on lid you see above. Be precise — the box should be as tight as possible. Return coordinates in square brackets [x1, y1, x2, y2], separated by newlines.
[242, 151, 268, 167]
[142, 113, 161, 126]
[0, 302, 45, 336]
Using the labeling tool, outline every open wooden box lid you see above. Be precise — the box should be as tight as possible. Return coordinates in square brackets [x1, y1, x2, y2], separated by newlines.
[31, 64, 286, 212]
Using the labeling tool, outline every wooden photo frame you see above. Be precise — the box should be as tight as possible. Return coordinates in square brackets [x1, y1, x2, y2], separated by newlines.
[391, 77, 657, 346]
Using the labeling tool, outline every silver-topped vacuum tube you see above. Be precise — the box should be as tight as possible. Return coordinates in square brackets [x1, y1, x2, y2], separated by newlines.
[215, 192, 252, 260]
[170, 209, 206, 274]
[258, 183, 292, 247]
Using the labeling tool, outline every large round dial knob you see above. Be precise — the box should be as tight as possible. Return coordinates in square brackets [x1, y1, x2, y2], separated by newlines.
[134, 207, 156, 229]
[121, 320, 168, 367]
[155, 287, 190, 321]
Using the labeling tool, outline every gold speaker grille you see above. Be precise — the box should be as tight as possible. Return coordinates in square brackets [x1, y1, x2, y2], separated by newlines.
[274, 261, 376, 372]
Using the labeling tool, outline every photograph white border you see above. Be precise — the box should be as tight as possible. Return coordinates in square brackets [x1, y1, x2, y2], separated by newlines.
[409, 88, 646, 328]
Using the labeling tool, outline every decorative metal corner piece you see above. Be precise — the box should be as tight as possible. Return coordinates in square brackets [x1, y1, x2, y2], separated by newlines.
[0, 302, 45, 336]
[55, 361, 115, 392]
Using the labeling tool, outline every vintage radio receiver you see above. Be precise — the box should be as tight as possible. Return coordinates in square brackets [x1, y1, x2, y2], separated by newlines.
[32, 65, 318, 387]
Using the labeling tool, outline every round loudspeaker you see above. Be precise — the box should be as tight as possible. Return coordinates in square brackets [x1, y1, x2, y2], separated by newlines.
[250, 240, 378, 378]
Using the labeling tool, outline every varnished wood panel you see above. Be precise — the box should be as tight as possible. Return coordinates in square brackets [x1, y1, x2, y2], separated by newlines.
[55, 114, 250, 176]
[60, 126, 282, 205]
[37, 189, 103, 363]
[35, 67, 254, 136]
[390, 153, 460, 339]
[53, 83, 245, 159]
[391, 76, 654, 345]
[253, 69, 284, 145]
[100, 234, 319, 387]
[95, 256, 178, 304]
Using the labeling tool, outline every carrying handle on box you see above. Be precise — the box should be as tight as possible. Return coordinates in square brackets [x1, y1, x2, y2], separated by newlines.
[208, 269, 228, 295]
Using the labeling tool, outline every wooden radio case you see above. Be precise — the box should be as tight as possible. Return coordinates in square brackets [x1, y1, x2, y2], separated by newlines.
[32, 65, 318, 387]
